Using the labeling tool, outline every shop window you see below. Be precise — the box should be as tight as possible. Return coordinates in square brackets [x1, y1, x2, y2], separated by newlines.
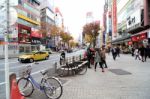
[19, 46, 24, 53]
[25, 46, 30, 53]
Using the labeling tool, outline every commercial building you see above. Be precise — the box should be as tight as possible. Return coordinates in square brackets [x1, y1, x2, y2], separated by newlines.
[40, 0, 55, 48]
[111, 0, 150, 49]
[0, 0, 41, 58]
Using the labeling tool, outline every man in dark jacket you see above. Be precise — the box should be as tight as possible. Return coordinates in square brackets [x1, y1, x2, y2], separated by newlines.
[87, 47, 92, 68]
[111, 46, 117, 60]
[139, 45, 145, 62]
[145, 45, 150, 62]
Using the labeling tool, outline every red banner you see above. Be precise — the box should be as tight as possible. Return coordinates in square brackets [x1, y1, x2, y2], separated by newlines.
[112, 0, 117, 37]
[31, 31, 42, 38]
[131, 33, 147, 42]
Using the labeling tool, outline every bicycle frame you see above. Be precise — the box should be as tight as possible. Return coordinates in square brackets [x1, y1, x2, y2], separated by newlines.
[27, 75, 45, 92]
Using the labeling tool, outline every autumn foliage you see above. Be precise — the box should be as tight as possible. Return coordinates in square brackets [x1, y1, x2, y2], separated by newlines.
[83, 22, 100, 47]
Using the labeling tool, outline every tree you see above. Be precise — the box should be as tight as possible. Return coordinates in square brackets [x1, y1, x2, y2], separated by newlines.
[83, 22, 100, 47]
[60, 32, 73, 48]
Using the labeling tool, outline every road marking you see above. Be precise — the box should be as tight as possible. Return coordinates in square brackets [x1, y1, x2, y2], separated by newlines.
[0, 58, 58, 71]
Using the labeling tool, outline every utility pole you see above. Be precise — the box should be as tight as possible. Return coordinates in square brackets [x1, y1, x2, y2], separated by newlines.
[5, 0, 10, 98]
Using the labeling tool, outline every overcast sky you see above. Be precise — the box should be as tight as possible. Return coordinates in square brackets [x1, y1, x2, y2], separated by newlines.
[54, 0, 105, 41]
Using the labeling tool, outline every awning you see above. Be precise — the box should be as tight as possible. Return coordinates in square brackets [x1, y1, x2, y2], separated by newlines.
[112, 35, 131, 44]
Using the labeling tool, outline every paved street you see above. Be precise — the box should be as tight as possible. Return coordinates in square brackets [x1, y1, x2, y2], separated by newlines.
[26, 54, 150, 99]
[0, 49, 84, 99]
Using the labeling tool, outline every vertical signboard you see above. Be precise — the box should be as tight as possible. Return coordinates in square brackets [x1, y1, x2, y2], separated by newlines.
[112, 0, 117, 38]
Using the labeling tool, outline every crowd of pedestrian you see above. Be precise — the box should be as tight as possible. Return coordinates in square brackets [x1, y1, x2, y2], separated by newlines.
[86, 45, 108, 72]
[132, 45, 150, 62]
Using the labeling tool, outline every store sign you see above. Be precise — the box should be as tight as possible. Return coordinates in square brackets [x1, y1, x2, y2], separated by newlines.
[128, 41, 133, 45]
[126, 9, 141, 29]
[31, 37, 41, 44]
[131, 33, 147, 41]
[31, 28, 42, 38]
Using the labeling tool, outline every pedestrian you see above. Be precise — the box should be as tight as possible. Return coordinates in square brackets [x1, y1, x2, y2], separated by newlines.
[94, 48, 104, 72]
[87, 46, 92, 68]
[131, 47, 135, 56]
[139, 45, 145, 62]
[60, 50, 66, 65]
[111, 46, 117, 60]
[134, 47, 141, 60]
[101, 46, 108, 68]
[90, 48, 95, 65]
[116, 46, 120, 57]
[144, 45, 150, 62]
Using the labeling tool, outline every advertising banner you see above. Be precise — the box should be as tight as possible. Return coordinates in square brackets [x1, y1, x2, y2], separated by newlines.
[126, 9, 141, 29]
[112, 0, 117, 37]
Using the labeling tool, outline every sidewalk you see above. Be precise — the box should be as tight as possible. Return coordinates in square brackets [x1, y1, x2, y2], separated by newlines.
[27, 54, 150, 99]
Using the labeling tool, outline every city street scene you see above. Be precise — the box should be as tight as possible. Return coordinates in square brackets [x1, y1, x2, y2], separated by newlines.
[0, 0, 150, 99]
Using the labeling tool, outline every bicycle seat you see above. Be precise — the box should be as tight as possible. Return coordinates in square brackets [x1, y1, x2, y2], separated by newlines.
[40, 70, 48, 75]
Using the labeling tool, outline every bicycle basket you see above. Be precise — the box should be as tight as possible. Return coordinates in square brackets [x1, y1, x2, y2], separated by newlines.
[19, 65, 32, 77]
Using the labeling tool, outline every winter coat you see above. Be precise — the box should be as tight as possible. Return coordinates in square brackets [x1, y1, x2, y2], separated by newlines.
[94, 51, 102, 63]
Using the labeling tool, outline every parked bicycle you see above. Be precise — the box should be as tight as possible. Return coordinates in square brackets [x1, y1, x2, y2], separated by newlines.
[17, 63, 63, 99]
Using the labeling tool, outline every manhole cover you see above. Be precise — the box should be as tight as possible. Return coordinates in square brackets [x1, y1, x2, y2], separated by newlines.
[109, 69, 132, 75]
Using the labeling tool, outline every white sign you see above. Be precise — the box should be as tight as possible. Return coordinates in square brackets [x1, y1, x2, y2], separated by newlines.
[126, 9, 141, 29]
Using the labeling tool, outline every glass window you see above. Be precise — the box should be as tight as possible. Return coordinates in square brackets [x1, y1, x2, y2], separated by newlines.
[19, 46, 24, 53]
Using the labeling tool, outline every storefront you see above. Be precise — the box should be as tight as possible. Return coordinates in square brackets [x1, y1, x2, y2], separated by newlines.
[18, 24, 32, 53]
[31, 28, 42, 51]
[131, 32, 148, 47]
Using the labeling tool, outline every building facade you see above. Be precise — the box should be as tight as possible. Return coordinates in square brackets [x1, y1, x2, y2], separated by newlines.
[40, 0, 55, 48]
[111, 0, 150, 49]
[0, 0, 42, 58]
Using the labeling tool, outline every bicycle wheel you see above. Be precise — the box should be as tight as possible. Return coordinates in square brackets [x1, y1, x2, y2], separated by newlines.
[43, 77, 63, 99]
[78, 64, 87, 75]
[17, 77, 34, 97]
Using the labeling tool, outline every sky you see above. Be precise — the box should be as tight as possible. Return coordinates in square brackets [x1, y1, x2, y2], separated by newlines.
[54, 0, 105, 41]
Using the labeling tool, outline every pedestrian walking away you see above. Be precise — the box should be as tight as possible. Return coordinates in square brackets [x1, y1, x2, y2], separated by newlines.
[144, 45, 150, 62]
[87, 46, 92, 68]
[139, 45, 145, 62]
[94, 48, 104, 72]
[111, 46, 117, 60]
[101, 46, 108, 68]
[116, 46, 120, 57]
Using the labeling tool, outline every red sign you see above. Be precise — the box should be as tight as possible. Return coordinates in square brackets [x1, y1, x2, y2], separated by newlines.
[131, 33, 147, 42]
[31, 31, 42, 38]
[112, 0, 117, 36]
[128, 41, 133, 45]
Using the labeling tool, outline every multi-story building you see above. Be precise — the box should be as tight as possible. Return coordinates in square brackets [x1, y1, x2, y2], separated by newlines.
[0, 0, 41, 58]
[40, 0, 55, 48]
[55, 7, 64, 49]
[16, 0, 41, 53]
[112, 0, 150, 48]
